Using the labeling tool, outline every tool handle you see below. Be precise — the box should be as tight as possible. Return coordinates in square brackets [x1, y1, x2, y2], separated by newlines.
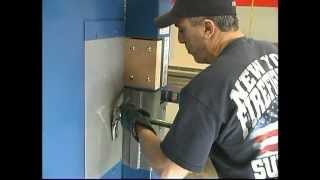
[150, 119, 172, 128]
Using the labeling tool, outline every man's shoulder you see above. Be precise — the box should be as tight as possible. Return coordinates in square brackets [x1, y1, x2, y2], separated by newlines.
[229, 37, 277, 53]
[184, 66, 215, 90]
[181, 66, 228, 105]
[248, 38, 278, 53]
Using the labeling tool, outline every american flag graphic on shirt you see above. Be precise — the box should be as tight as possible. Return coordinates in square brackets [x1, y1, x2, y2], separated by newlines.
[250, 98, 278, 158]
[230, 52, 279, 178]
[249, 98, 278, 178]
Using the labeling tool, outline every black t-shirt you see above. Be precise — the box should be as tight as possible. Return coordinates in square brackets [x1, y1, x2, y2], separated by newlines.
[160, 37, 278, 178]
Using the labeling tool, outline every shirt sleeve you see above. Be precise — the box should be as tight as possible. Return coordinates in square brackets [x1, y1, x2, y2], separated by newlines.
[160, 89, 222, 172]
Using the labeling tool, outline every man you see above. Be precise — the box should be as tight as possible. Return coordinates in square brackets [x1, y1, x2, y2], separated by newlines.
[120, 0, 278, 178]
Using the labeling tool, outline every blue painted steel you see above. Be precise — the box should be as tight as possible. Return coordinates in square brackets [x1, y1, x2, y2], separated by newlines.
[44, 0, 166, 178]
[151, 171, 161, 179]
[101, 161, 161, 179]
[125, 0, 172, 39]
[85, 20, 124, 41]
[101, 161, 122, 179]
[43, 0, 124, 178]
[122, 163, 152, 179]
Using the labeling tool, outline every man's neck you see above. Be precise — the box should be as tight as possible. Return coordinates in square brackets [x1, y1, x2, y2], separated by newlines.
[210, 30, 245, 60]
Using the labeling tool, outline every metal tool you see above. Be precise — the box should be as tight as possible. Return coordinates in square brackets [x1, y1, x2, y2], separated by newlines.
[150, 118, 172, 128]
[111, 89, 125, 141]
[111, 89, 173, 141]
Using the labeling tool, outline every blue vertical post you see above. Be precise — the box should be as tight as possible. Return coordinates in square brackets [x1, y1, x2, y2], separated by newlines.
[123, 0, 173, 178]
[43, 0, 124, 178]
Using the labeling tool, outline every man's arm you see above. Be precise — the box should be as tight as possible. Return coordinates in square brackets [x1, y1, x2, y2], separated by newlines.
[136, 124, 190, 178]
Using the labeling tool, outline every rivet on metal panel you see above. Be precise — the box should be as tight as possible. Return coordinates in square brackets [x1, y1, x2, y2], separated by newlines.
[129, 75, 134, 80]
[130, 46, 135, 51]
[147, 46, 152, 53]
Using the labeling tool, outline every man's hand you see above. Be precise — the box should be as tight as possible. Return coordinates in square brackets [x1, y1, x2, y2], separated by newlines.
[119, 103, 156, 142]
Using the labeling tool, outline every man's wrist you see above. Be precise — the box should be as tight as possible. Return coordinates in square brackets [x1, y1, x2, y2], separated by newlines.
[135, 123, 146, 137]
[135, 123, 156, 139]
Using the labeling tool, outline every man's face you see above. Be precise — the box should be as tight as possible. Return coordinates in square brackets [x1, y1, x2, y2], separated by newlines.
[175, 18, 210, 64]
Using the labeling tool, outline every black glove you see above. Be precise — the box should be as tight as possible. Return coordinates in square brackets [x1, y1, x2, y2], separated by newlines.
[119, 103, 156, 142]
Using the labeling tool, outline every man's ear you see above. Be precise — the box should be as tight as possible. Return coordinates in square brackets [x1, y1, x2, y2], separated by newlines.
[203, 19, 215, 39]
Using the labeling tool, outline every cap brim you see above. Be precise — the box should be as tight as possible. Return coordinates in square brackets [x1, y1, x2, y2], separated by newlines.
[154, 11, 180, 28]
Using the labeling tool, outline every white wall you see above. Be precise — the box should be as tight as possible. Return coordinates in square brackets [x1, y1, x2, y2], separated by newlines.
[238, 6, 278, 42]
[85, 38, 124, 178]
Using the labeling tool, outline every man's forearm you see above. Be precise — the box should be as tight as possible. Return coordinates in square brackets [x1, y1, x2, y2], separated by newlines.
[136, 124, 168, 174]
[119, 103, 189, 177]
[135, 124, 189, 178]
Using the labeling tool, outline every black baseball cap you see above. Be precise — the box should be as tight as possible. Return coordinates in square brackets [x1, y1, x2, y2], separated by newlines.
[155, 0, 237, 28]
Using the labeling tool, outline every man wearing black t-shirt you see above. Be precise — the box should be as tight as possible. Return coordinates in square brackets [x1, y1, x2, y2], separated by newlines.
[120, 0, 278, 178]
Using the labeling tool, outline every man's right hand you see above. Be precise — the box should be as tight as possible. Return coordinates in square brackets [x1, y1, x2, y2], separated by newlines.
[119, 103, 157, 142]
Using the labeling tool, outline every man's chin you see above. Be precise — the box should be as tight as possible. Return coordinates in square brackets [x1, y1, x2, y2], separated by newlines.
[193, 57, 206, 64]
